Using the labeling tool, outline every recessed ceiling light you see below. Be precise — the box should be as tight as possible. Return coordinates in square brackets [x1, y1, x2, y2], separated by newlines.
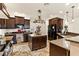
[59, 11, 63, 14]
[77, 6, 79, 9]
[65, 3, 70, 6]
[72, 19, 75, 22]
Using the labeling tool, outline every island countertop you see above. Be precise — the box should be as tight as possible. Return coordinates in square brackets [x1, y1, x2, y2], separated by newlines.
[57, 33, 79, 43]
[66, 36, 79, 43]
[50, 33, 79, 56]
[50, 39, 70, 51]
[29, 34, 47, 37]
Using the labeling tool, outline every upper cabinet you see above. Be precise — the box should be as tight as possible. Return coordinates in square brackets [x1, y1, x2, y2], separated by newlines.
[49, 17, 63, 33]
[0, 18, 6, 29]
[0, 17, 30, 29]
[6, 17, 15, 29]
[15, 16, 24, 24]
[49, 17, 63, 26]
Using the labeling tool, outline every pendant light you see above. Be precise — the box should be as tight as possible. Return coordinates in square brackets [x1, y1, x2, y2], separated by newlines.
[33, 9, 45, 24]
[66, 11, 69, 22]
[71, 6, 75, 22]
[65, 11, 69, 25]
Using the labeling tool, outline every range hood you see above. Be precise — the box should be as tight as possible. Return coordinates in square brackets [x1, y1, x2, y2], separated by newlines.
[0, 3, 10, 18]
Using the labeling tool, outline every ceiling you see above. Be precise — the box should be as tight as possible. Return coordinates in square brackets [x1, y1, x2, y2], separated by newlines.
[1, 3, 79, 20]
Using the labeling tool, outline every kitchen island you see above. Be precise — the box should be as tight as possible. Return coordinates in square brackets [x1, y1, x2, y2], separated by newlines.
[50, 33, 79, 56]
[50, 39, 70, 56]
[28, 34, 47, 51]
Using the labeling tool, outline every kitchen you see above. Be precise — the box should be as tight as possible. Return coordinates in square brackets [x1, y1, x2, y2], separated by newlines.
[0, 3, 79, 56]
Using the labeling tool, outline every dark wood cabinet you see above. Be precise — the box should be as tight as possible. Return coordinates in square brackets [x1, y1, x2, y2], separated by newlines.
[49, 17, 63, 31]
[23, 33, 28, 42]
[6, 17, 15, 29]
[0, 18, 6, 29]
[28, 35, 47, 51]
[15, 16, 24, 24]
[0, 16, 30, 29]
[50, 43, 70, 56]
[0, 3, 2, 10]
[49, 17, 63, 25]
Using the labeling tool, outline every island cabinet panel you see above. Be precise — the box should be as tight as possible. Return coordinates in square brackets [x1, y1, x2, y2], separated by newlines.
[28, 35, 47, 51]
[50, 43, 70, 56]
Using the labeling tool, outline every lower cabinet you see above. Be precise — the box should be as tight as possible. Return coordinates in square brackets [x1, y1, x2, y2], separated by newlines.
[50, 43, 70, 56]
[23, 34, 28, 42]
[28, 35, 47, 51]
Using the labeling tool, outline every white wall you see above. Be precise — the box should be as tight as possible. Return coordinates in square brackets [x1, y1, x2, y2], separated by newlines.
[68, 17, 79, 33]
[63, 16, 79, 34]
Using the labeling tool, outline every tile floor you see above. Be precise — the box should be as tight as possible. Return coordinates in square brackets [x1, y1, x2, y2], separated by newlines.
[12, 41, 49, 56]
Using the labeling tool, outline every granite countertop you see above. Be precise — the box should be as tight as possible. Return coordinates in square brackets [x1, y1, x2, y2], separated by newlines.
[57, 33, 79, 43]
[3, 36, 13, 41]
[29, 34, 47, 37]
[50, 39, 70, 50]
[50, 39, 79, 55]
[5, 32, 31, 36]
[66, 36, 79, 43]
[50, 33, 79, 55]
[57, 33, 74, 38]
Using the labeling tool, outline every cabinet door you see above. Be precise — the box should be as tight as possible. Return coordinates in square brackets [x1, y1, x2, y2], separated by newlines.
[50, 43, 70, 56]
[6, 18, 15, 29]
[32, 37, 40, 50]
[0, 19, 6, 29]
[0, 19, 2, 28]
[15, 16, 24, 24]
[23, 34, 28, 42]
[39, 36, 47, 48]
